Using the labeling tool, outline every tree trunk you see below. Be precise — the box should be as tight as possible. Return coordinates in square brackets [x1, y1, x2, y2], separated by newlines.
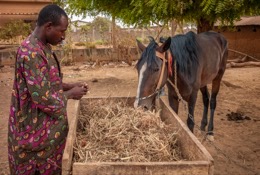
[111, 15, 116, 49]
[178, 20, 184, 34]
[197, 17, 213, 33]
[171, 19, 177, 36]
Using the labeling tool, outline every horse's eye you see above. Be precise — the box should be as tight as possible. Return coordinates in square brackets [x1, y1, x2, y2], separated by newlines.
[153, 68, 159, 72]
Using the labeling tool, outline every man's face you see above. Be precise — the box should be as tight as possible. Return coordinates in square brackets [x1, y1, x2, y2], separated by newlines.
[46, 15, 68, 45]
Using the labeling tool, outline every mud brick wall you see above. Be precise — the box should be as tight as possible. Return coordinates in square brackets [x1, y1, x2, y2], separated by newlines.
[213, 25, 260, 60]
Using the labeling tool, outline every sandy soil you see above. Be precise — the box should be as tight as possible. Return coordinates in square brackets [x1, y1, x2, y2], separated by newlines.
[0, 63, 259, 175]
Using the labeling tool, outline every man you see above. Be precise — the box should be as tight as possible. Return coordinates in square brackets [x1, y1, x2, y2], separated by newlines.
[8, 4, 88, 174]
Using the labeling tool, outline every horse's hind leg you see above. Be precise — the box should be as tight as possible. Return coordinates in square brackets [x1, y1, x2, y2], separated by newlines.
[208, 69, 225, 135]
[200, 86, 210, 131]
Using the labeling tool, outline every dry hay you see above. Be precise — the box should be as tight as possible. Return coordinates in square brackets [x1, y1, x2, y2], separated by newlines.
[73, 98, 183, 163]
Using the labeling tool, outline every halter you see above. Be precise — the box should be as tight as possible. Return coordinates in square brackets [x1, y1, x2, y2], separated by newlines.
[136, 51, 170, 101]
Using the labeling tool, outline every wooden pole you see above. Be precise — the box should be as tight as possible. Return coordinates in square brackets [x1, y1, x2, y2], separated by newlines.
[111, 15, 116, 49]
[228, 49, 259, 62]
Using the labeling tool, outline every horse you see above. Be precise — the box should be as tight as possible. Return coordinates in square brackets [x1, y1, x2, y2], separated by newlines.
[134, 31, 228, 138]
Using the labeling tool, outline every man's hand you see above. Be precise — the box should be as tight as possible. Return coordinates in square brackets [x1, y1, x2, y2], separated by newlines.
[74, 82, 89, 92]
[63, 82, 89, 92]
[64, 85, 88, 100]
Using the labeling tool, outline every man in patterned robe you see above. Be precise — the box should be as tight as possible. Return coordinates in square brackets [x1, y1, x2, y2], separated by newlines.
[8, 4, 88, 175]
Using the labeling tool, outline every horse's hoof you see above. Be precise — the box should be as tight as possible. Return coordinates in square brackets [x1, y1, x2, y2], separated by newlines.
[199, 129, 208, 138]
[207, 135, 214, 141]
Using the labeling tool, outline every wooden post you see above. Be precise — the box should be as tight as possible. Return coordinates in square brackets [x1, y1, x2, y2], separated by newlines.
[111, 15, 116, 49]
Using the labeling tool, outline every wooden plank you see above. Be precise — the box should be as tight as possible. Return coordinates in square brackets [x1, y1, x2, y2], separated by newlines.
[73, 161, 210, 175]
[157, 97, 214, 175]
[62, 100, 80, 175]
[63, 96, 214, 175]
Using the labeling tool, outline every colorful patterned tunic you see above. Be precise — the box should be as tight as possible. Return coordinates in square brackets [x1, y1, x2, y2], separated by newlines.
[8, 35, 69, 175]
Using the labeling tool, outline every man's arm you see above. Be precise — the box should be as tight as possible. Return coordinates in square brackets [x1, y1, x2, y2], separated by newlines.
[22, 53, 67, 118]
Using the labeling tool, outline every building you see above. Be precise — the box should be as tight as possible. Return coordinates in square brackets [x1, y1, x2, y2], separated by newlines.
[214, 16, 260, 59]
[0, 0, 53, 65]
[0, 0, 53, 27]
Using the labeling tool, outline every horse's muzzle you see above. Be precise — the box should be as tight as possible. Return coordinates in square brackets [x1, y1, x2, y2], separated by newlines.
[134, 98, 154, 111]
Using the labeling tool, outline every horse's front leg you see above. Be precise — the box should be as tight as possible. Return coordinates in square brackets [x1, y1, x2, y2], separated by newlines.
[167, 87, 179, 114]
[187, 91, 198, 133]
[168, 96, 179, 114]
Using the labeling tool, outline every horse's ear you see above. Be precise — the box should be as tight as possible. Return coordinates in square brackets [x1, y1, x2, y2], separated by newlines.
[159, 37, 167, 43]
[136, 39, 146, 52]
[157, 37, 171, 53]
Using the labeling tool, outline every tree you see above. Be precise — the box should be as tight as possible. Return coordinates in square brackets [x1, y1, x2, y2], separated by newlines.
[116, 0, 260, 33]
[198, 0, 260, 32]
[61, 0, 260, 34]
[62, 0, 129, 48]
[0, 20, 31, 65]
[92, 17, 111, 40]
[79, 16, 112, 42]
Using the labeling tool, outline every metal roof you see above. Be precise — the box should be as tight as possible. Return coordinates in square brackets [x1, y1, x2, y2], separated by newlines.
[0, 12, 38, 15]
[215, 16, 260, 26]
[235, 16, 260, 26]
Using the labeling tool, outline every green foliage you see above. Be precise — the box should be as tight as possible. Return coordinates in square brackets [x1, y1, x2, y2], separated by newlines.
[0, 20, 31, 40]
[77, 16, 116, 43]
[95, 40, 108, 45]
[61, 0, 260, 32]
[74, 42, 86, 46]
[78, 17, 113, 33]
[80, 24, 91, 32]
[85, 42, 96, 48]
[201, 0, 260, 25]
[91, 17, 111, 33]
[74, 40, 108, 48]
[64, 0, 128, 18]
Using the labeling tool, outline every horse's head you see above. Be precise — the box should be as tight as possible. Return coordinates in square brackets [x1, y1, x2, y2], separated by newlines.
[134, 37, 171, 110]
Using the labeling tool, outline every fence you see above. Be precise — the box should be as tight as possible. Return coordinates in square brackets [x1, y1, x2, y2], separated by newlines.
[0, 47, 140, 66]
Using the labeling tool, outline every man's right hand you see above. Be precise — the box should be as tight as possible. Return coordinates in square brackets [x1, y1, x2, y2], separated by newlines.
[65, 86, 88, 100]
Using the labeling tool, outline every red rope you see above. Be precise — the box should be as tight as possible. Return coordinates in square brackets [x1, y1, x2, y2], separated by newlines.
[168, 52, 173, 76]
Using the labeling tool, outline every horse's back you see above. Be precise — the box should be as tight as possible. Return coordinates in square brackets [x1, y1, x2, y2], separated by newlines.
[198, 31, 227, 52]
[196, 31, 228, 87]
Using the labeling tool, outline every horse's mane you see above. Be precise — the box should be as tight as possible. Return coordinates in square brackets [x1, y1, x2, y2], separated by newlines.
[163, 31, 199, 76]
[137, 32, 199, 76]
[136, 37, 161, 71]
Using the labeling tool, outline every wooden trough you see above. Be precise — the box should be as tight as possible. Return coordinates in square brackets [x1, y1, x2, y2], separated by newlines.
[62, 96, 214, 175]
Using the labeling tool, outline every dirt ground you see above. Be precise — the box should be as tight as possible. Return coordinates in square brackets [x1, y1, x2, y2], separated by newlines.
[0, 63, 259, 175]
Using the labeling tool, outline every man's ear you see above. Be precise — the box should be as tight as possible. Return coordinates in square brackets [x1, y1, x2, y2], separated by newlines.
[44, 22, 53, 31]
[136, 39, 146, 52]
[157, 37, 171, 53]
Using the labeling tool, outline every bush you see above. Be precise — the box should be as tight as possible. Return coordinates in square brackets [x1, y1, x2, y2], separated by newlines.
[0, 20, 31, 41]
[85, 42, 96, 48]
[75, 42, 86, 46]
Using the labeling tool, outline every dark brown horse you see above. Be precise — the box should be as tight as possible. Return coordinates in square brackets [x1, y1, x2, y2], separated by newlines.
[134, 31, 228, 138]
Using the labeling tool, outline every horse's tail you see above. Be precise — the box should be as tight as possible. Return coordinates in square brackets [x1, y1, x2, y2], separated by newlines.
[221, 35, 228, 65]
